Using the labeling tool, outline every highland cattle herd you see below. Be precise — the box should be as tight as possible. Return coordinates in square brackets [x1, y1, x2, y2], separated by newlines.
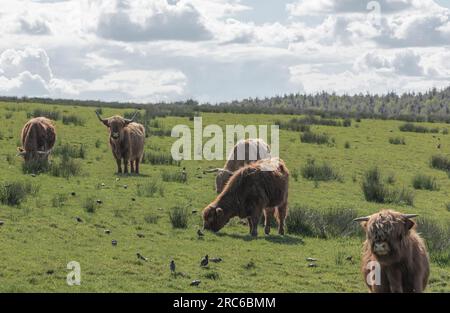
[14, 111, 430, 293]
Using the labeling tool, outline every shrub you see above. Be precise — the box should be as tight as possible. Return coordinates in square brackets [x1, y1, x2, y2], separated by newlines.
[0, 181, 39, 206]
[95, 139, 102, 148]
[50, 156, 82, 178]
[53, 143, 86, 159]
[27, 109, 60, 120]
[286, 206, 361, 238]
[386, 173, 396, 185]
[412, 174, 439, 191]
[141, 151, 181, 166]
[137, 181, 164, 197]
[300, 131, 330, 145]
[443, 128, 449, 135]
[344, 141, 351, 149]
[4, 112, 13, 119]
[161, 170, 187, 183]
[144, 214, 160, 224]
[5, 154, 15, 165]
[52, 193, 68, 208]
[416, 218, 450, 257]
[430, 155, 450, 172]
[62, 114, 85, 126]
[22, 159, 50, 174]
[84, 197, 96, 213]
[169, 206, 189, 229]
[389, 137, 406, 145]
[301, 159, 341, 182]
[343, 119, 352, 127]
[399, 123, 439, 133]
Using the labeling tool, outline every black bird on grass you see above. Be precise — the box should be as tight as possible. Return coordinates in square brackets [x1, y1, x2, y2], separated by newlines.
[200, 255, 209, 267]
[197, 229, 204, 237]
[190, 280, 201, 286]
[111, 240, 118, 246]
[75, 217, 83, 223]
[137, 253, 148, 262]
[170, 260, 176, 274]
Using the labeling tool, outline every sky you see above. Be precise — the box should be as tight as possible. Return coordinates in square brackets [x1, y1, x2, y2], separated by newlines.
[0, 0, 449, 104]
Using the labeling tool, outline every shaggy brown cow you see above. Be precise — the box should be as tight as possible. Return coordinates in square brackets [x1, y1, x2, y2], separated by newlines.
[96, 110, 145, 174]
[355, 209, 429, 293]
[17, 117, 56, 162]
[202, 158, 289, 237]
[205, 138, 271, 194]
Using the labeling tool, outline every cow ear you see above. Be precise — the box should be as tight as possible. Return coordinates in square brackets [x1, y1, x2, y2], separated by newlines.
[216, 208, 224, 217]
[405, 218, 415, 230]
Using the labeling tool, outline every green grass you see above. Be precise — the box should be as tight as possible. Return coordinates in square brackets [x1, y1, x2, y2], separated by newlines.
[0, 101, 449, 292]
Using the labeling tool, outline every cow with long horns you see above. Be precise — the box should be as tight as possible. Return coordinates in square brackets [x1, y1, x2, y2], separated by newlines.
[95, 110, 145, 174]
[354, 209, 429, 293]
[204, 138, 271, 194]
[17, 117, 56, 163]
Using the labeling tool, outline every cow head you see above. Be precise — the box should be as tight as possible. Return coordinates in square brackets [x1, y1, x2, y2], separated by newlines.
[95, 110, 138, 141]
[202, 204, 229, 232]
[204, 168, 233, 194]
[17, 147, 51, 162]
[355, 210, 418, 262]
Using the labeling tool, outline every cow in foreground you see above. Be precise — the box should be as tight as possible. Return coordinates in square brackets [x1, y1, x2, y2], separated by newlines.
[202, 158, 289, 237]
[95, 110, 145, 174]
[205, 138, 271, 194]
[354, 209, 429, 293]
[17, 117, 56, 163]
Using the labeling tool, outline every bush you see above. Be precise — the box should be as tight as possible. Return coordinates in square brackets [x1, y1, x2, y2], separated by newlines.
[0, 181, 39, 206]
[84, 197, 96, 213]
[343, 119, 352, 127]
[430, 155, 450, 172]
[344, 141, 351, 149]
[286, 206, 361, 238]
[144, 214, 160, 224]
[137, 181, 164, 197]
[52, 193, 68, 208]
[443, 128, 449, 135]
[301, 159, 341, 182]
[62, 114, 85, 126]
[399, 123, 439, 133]
[141, 151, 181, 166]
[416, 218, 450, 259]
[169, 206, 189, 229]
[22, 159, 50, 174]
[412, 174, 439, 191]
[161, 170, 187, 183]
[50, 156, 82, 178]
[389, 137, 406, 145]
[27, 109, 60, 120]
[53, 143, 86, 159]
[300, 131, 330, 145]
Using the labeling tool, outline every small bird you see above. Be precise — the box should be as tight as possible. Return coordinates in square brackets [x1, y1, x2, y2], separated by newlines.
[346, 256, 353, 261]
[210, 257, 223, 263]
[170, 260, 176, 274]
[437, 144, 441, 149]
[71, 192, 76, 196]
[306, 257, 317, 262]
[192, 210, 198, 214]
[104, 229, 111, 235]
[200, 255, 209, 267]
[116, 178, 120, 182]
[96, 199, 103, 204]
[131, 198, 136, 202]
[136, 253, 148, 262]
[197, 229, 204, 237]
[111, 240, 118, 246]
[101, 183, 105, 187]
[123, 185, 128, 189]
[0, 220, 4, 226]
[308, 263, 317, 268]
[75, 217, 83, 223]
[137, 233, 145, 238]
[190, 280, 201, 286]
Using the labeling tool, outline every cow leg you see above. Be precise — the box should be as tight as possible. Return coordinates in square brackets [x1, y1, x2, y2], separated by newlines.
[123, 158, 129, 174]
[135, 159, 140, 174]
[275, 202, 287, 236]
[247, 217, 253, 235]
[116, 159, 122, 174]
[130, 160, 135, 174]
[386, 268, 403, 293]
[250, 214, 259, 237]
[263, 208, 273, 235]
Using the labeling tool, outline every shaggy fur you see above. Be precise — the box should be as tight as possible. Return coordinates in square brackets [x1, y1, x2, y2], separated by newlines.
[96, 113, 145, 174]
[209, 139, 271, 194]
[18, 117, 56, 162]
[202, 158, 289, 237]
[358, 209, 429, 293]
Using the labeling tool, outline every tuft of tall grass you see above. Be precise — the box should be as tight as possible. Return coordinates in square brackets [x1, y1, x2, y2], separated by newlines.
[161, 170, 187, 183]
[430, 155, 450, 172]
[389, 137, 406, 145]
[137, 181, 165, 197]
[399, 123, 439, 133]
[22, 159, 50, 174]
[50, 156, 82, 178]
[301, 159, 341, 182]
[27, 109, 60, 120]
[62, 114, 85, 126]
[416, 218, 450, 265]
[412, 174, 439, 191]
[83, 197, 96, 213]
[286, 206, 362, 238]
[53, 143, 86, 159]
[300, 131, 330, 145]
[169, 206, 189, 229]
[141, 151, 181, 166]
[0, 181, 39, 206]
[51, 193, 68, 208]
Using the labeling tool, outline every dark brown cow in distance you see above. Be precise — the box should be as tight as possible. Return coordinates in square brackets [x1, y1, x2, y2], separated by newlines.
[17, 117, 56, 162]
[96, 110, 145, 174]
[202, 158, 289, 237]
[355, 209, 429, 293]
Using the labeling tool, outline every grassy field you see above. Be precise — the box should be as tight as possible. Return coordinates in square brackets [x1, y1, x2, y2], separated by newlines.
[0, 101, 449, 292]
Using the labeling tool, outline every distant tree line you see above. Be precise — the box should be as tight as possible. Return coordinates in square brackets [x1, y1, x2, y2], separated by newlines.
[2, 85, 450, 123]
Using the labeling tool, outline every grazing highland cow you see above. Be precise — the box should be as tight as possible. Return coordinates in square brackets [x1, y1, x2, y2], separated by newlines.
[96, 110, 145, 174]
[354, 210, 429, 293]
[205, 138, 271, 193]
[17, 117, 56, 162]
[202, 158, 289, 237]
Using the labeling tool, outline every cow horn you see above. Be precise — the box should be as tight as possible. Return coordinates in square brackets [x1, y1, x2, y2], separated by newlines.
[204, 168, 221, 173]
[353, 216, 370, 222]
[95, 110, 107, 123]
[402, 214, 418, 219]
[124, 110, 138, 123]
[37, 150, 51, 155]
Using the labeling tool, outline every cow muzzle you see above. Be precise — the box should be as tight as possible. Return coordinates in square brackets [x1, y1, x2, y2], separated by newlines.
[373, 242, 390, 256]
[111, 133, 120, 140]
